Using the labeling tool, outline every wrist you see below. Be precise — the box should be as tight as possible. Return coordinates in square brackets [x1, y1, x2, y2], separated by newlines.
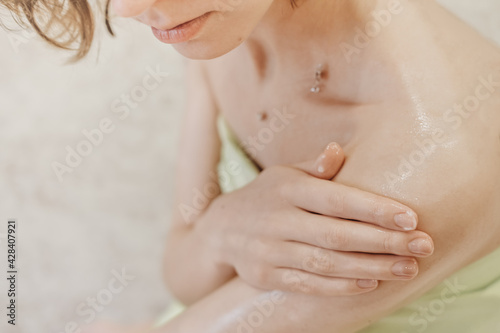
[193, 193, 234, 270]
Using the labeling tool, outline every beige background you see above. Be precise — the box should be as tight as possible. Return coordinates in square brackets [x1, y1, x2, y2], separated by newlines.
[0, 1, 499, 332]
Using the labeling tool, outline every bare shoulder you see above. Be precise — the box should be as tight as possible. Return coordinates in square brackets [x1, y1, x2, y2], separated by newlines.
[334, 79, 500, 262]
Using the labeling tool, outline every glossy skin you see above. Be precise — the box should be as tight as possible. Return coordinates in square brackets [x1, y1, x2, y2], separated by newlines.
[101, 0, 500, 332]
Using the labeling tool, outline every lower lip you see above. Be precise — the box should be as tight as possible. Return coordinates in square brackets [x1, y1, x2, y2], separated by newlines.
[152, 12, 212, 44]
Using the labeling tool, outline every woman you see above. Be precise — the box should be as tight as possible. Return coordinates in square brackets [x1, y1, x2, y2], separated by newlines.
[3, 0, 500, 332]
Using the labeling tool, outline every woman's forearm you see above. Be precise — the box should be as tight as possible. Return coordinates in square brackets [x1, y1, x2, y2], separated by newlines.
[155, 240, 498, 333]
[150, 274, 395, 333]
[163, 194, 237, 306]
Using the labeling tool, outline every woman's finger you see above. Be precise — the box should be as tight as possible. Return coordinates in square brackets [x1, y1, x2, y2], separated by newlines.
[271, 242, 419, 281]
[279, 210, 434, 257]
[293, 142, 345, 180]
[268, 268, 378, 296]
[283, 176, 419, 231]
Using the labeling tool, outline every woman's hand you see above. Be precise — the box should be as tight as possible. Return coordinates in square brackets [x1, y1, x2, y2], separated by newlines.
[199, 143, 434, 296]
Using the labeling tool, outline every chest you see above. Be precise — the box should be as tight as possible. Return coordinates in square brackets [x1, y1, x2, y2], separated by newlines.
[204, 54, 403, 169]
[202, 42, 500, 191]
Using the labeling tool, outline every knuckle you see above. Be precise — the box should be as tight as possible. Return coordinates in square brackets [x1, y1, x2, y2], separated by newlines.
[383, 232, 395, 253]
[327, 191, 345, 215]
[277, 180, 291, 199]
[282, 270, 313, 294]
[323, 226, 349, 250]
[297, 279, 315, 295]
[368, 199, 386, 222]
[275, 178, 294, 203]
[277, 177, 306, 204]
[303, 249, 335, 275]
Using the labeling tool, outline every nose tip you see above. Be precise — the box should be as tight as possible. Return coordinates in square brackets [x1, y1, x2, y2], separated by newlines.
[110, 0, 155, 18]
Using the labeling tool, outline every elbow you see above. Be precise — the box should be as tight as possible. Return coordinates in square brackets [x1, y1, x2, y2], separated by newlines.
[162, 250, 195, 306]
[161, 238, 198, 306]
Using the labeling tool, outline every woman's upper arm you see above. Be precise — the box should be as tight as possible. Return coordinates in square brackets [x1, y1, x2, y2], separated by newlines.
[297, 125, 500, 331]
[170, 59, 221, 229]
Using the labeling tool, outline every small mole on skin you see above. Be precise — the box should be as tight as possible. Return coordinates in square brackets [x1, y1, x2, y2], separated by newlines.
[258, 111, 268, 121]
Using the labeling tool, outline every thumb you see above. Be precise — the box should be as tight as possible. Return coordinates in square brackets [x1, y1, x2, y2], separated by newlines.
[293, 142, 345, 180]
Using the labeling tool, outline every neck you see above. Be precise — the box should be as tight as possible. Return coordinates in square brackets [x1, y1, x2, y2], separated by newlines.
[244, 0, 376, 81]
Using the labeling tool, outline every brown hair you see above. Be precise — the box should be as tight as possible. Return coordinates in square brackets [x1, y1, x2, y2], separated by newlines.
[1, 0, 298, 61]
[0, 0, 112, 61]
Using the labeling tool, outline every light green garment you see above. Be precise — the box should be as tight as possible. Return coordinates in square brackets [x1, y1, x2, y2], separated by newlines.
[156, 115, 500, 331]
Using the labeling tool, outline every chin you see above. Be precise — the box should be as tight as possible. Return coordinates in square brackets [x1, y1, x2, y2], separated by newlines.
[173, 38, 244, 60]
[172, 27, 248, 60]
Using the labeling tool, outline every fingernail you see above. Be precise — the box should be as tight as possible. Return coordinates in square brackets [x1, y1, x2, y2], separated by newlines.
[408, 238, 434, 255]
[394, 211, 417, 230]
[357, 279, 378, 289]
[325, 142, 340, 154]
[315, 154, 327, 173]
[392, 260, 418, 277]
